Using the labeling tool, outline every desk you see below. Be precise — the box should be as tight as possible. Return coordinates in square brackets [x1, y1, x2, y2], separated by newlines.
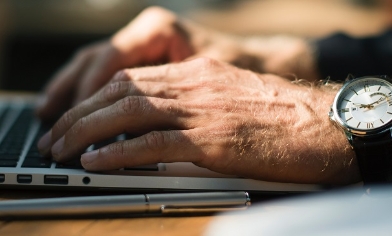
[0, 190, 218, 236]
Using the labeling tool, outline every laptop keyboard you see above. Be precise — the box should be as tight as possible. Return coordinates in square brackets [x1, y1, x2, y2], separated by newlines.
[0, 107, 33, 167]
[0, 103, 158, 171]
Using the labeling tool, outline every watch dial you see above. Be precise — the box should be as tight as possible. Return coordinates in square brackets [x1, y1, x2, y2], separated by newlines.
[335, 77, 392, 131]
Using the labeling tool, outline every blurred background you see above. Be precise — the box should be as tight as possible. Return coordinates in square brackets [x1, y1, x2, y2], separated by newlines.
[0, 0, 390, 91]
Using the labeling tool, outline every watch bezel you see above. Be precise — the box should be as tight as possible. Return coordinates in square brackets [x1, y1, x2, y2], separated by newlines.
[329, 75, 392, 137]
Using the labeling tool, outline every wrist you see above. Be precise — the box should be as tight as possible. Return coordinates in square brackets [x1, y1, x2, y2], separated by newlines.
[249, 75, 360, 185]
[302, 86, 360, 184]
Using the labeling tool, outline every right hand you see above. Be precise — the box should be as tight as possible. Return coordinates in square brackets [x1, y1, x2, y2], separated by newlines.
[38, 58, 359, 184]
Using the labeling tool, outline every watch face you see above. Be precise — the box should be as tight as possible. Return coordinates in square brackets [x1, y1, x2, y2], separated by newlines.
[332, 76, 392, 134]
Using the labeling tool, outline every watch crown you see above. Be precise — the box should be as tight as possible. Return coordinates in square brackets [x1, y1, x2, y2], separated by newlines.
[328, 107, 334, 119]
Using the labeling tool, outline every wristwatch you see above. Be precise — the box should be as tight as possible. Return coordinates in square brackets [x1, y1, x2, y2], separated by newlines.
[329, 75, 392, 185]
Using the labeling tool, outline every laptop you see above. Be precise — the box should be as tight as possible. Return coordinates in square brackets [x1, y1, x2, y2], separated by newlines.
[0, 94, 324, 194]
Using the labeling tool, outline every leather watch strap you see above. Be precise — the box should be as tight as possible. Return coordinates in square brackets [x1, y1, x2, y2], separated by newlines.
[352, 131, 392, 185]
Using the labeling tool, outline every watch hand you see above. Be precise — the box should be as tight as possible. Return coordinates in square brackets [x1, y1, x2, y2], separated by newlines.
[353, 97, 386, 110]
[370, 97, 387, 108]
[369, 97, 385, 106]
[352, 102, 369, 108]
[359, 97, 388, 112]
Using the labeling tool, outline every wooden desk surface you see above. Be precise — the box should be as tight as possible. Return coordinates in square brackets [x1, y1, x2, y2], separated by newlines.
[0, 190, 218, 236]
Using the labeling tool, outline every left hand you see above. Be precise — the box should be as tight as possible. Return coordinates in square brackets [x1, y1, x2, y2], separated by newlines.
[35, 7, 247, 121]
[37, 58, 360, 184]
[35, 6, 320, 122]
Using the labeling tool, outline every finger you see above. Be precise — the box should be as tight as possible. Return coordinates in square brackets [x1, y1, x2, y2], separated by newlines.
[50, 96, 187, 162]
[37, 78, 188, 155]
[38, 58, 221, 156]
[113, 58, 206, 83]
[37, 61, 194, 155]
[73, 48, 190, 105]
[36, 42, 105, 121]
[80, 130, 200, 171]
[74, 44, 127, 105]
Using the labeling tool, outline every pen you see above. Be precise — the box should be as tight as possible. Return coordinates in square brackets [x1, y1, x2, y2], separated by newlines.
[0, 191, 250, 217]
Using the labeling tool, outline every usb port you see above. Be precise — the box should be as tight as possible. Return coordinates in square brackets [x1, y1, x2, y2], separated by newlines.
[17, 174, 32, 184]
[44, 175, 68, 185]
[0, 174, 4, 183]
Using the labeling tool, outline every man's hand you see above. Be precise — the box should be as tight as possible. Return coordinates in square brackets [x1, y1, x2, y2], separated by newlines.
[37, 58, 359, 185]
[35, 7, 245, 121]
[36, 6, 320, 121]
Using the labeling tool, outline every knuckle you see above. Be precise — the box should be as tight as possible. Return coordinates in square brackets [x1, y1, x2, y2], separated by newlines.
[117, 96, 146, 115]
[192, 57, 221, 69]
[122, 68, 144, 81]
[112, 70, 130, 82]
[143, 131, 166, 151]
[71, 116, 88, 136]
[103, 81, 129, 103]
[107, 141, 127, 157]
[54, 109, 75, 133]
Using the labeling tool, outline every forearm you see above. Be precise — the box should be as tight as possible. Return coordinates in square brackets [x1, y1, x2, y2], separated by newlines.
[238, 29, 392, 83]
[168, 19, 322, 83]
[239, 35, 321, 82]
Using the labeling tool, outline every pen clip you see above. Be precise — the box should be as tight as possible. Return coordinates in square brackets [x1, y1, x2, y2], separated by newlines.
[160, 205, 249, 214]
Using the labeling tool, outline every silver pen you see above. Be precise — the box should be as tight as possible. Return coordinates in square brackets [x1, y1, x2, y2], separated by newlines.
[0, 191, 250, 217]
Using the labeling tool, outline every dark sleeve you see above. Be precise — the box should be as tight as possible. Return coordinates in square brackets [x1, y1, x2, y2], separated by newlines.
[315, 29, 392, 80]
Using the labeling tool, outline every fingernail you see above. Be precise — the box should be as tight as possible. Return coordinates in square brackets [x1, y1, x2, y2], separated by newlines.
[51, 136, 65, 158]
[81, 150, 99, 164]
[37, 130, 52, 155]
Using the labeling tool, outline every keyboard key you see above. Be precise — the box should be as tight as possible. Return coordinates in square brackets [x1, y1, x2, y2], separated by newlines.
[22, 157, 52, 168]
[0, 155, 20, 160]
[0, 150, 21, 155]
[0, 108, 33, 164]
[0, 160, 18, 167]
[21, 122, 52, 168]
